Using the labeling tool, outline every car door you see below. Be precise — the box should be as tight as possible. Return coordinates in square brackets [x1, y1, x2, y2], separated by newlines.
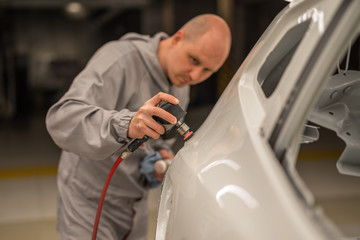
[155, 0, 360, 239]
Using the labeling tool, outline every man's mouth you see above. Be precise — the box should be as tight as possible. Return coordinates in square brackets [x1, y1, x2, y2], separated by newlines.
[179, 76, 190, 85]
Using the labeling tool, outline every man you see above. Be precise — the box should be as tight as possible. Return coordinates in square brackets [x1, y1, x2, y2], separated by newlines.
[46, 13, 231, 240]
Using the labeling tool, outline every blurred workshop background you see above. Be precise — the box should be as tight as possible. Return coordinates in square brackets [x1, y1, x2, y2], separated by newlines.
[1, 0, 359, 239]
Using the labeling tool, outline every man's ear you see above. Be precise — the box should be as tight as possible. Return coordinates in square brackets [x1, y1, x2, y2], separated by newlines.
[172, 30, 185, 45]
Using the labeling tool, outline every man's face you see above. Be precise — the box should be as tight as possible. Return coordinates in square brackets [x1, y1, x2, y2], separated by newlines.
[166, 31, 228, 88]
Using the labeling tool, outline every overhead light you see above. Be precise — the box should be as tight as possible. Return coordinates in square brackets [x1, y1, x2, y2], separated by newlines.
[64, 2, 88, 20]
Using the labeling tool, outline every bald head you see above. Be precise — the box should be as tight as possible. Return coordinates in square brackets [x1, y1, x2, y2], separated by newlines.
[178, 14, 232, 70]
[158, 14, 232, 87]
[180, 14, 231, 46]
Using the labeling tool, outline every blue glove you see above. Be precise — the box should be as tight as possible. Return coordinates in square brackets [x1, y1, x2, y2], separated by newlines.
[140, 151, 162, 188]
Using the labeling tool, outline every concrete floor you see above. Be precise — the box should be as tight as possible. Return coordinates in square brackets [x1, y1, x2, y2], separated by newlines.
[1, 105, 360, 239]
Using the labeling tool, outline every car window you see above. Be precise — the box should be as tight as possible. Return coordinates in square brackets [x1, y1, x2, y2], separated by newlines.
[296, 32, 360, 239]
[264, 1, 360, 237]
[258, 20, 311, 97]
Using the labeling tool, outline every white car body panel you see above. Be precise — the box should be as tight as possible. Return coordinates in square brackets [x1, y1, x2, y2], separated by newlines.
[156, 0, 360, 239]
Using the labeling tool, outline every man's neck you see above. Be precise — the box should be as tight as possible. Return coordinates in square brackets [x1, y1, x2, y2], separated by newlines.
[157, 38, 172, 78]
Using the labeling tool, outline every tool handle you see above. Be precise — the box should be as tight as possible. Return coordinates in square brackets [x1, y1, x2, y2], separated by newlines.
[127, 102, 190, 153]
[127, 136, 149, 152]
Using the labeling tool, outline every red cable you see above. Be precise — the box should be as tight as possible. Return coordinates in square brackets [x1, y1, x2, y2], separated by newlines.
[92, 155, 124, 240]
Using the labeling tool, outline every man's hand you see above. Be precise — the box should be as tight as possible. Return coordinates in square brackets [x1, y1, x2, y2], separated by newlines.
[128, 92, 179, 139]
[140, 149, 174, 188]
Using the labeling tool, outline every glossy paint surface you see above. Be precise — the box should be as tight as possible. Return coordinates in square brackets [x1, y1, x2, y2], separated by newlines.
[156, 0, 360, 239]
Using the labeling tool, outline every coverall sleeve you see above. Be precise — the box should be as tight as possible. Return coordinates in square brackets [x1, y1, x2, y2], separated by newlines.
[46, 42, 136, 160]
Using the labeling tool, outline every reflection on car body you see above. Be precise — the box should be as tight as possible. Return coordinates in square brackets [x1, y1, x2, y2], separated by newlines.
[156, 0, 360, 239]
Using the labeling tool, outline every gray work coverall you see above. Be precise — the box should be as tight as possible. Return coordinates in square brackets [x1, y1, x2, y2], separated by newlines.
[46, 32, 190, 240]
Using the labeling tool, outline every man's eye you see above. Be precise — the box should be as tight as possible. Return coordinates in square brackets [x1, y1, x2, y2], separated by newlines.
[191, 57, 199, 64]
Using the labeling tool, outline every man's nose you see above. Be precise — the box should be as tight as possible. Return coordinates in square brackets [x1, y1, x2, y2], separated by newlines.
[189, 67, 203, 82]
